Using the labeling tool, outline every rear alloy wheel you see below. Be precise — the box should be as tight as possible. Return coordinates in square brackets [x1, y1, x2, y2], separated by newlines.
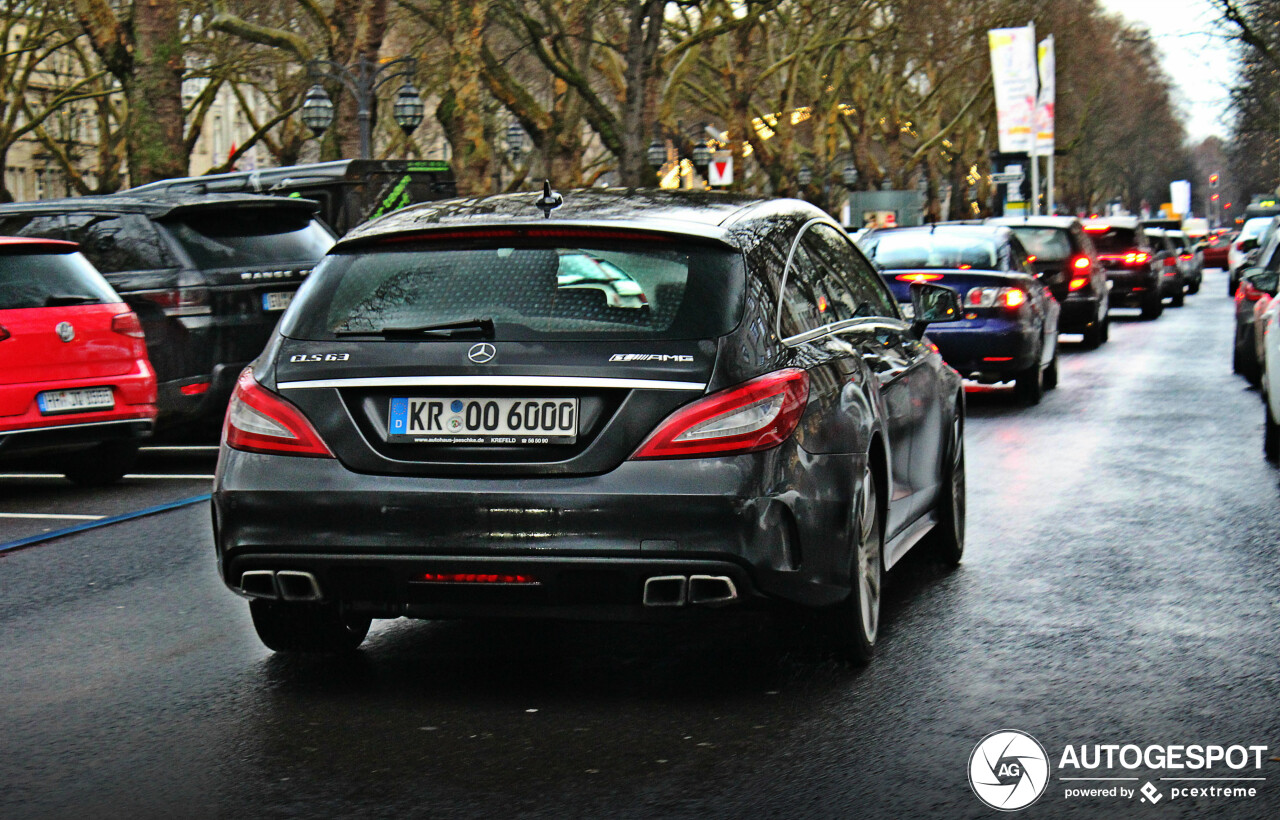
[1014, 356, 1044, 405]
[1141, 288, 1164, 320]
[62, 441, 139, 487]
[249, 599, 371, 653]
[826, 468, 882, 664]
[924, 410, 965, 566]
[1266, 401, 1280, 462]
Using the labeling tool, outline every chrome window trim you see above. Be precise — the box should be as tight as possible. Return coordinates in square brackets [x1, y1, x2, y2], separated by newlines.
[781, 317, 912, 347]
[276, 375, 707, 391]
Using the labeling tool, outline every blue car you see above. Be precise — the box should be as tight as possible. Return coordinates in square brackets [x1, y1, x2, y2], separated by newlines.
[861, 225, 1061, 405]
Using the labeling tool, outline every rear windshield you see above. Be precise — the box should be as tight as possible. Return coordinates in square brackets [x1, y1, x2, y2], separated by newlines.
[863, 232, 999, 270]
[1007, 227, 1073, 262]
[282, 242, 744, 341]
[159, 209, 334, 270]
[0, 250, 120, 310]
[1086, 227, 1139, 254]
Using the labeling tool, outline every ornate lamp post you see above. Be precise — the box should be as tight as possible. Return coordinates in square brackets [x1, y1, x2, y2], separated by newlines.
[301, 56, 425, 159]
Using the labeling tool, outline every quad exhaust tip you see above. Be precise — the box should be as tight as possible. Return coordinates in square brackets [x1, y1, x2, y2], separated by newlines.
[238, 570, 323, 602]
[642, 575, 738, 607]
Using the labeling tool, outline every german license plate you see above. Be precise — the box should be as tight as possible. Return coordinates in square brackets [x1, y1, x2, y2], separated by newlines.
[262, 292, 293, 312]
[37, 387, 114, 415]
[388, 397, 578, 444]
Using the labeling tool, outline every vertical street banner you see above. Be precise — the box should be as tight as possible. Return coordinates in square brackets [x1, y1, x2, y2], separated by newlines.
[988, 25, 1038, 154]
[1036, 35, 1055, 153]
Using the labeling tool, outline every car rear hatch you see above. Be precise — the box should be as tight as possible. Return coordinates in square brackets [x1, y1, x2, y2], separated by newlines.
[267, 229, 744, 477]
[153, 201, 335, 362]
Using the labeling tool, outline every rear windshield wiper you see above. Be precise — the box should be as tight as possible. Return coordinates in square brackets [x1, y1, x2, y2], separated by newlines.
[334, 318, 495, 340]
[44, 294, 102, 307]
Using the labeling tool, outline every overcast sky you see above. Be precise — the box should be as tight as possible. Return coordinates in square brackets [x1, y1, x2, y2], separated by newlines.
[1099, 0, 1236, 143]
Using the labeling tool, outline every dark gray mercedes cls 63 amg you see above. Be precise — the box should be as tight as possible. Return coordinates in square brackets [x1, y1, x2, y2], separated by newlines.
[211, 188, 966, 663]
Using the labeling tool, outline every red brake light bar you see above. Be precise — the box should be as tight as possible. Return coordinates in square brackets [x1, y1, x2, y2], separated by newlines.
[1083, 224, 1110, 233]
[1068, 277, 1089, 291]
[895, 272, 945, 282]
[419, 573, 540, 585]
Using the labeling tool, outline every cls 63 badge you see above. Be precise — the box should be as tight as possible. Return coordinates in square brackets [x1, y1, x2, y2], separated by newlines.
[289, 353, 350, 362]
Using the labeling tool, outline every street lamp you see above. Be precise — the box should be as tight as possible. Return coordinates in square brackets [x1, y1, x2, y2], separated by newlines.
[647, 122, 669, 170]
[302, 56, 424, 159]
[841, 162, 859, 189]
[797, 166, 813, 187]
[506, 122, 525, 163]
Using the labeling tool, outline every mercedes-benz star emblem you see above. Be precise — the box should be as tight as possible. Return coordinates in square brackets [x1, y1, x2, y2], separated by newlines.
[55, 322, 75, 343]
[467, 342, 496, 364]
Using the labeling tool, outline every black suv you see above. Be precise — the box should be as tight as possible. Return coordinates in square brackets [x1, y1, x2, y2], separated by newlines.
[988, 216, 1110, 347]
[0, 193, 335, 434]
[1083, 217, 1164, 319]
[212, 189, 967, 662]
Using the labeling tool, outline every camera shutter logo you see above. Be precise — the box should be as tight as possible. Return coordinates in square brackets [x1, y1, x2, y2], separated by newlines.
[968, 730, 1051, 811]
[467, 342, 496, 364]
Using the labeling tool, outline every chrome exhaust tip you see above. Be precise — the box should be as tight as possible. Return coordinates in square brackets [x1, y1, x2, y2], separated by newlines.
[687, 575, 738, 606]
[239, 570, 279, 599]
[275, 570, 324, 602]
[642, 575, 688, 607]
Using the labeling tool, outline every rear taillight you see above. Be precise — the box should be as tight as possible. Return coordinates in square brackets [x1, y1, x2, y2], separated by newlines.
[223, 368, 333, 458]
[894, 272, 945, 282]
[110, 311, 145, 338]
[966, 286, 1027, 309]
[419, 573, 540, 585]
[1180, 253, 1193, 260]
[1068, 276, 1089, 291]
[1239, 281, 1265, 303]
[1124, 252, 1151, 266]
[630, 369, 809, 460]
[1071, 255, 1091, 270]
[138, 273, 210, 317]
[1163, 257, 1177, 267]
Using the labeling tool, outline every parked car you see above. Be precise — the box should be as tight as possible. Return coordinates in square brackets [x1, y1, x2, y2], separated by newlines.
[1083, 217, 1164, 319]
[0, 193, 335, 437]
[1259, 289, 1280, 459]
[1228, 216, 1275, 295]
[1234, 263, 1280, 386]
[212, 189, 968, 662]
[0, 237, 156, 484]
[1144, 228, 1186, 307]
[861, 224, 1060, 404]
[1166, 230, 1203, 294]
[127, 159, 458, 236]
[988, 215, 1110, 347]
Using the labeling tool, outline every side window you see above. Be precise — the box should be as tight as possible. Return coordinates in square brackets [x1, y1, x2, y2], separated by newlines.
[778, 240, 825, 337]
[0, 213, 65, 239]
[62, 212, 176, 273]
[1261, 232, 1280, 272]
[802, 223, 897, 319]
[1007, 237, 1033, 273]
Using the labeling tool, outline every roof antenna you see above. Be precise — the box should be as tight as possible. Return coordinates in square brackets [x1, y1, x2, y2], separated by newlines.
[535, 180, 563, 218]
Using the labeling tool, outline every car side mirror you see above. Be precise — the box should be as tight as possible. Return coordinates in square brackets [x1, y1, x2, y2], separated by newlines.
[1241, 237, 1259, 252]
[909, 282, 961, 337]
[1245, 268, 1280, 297]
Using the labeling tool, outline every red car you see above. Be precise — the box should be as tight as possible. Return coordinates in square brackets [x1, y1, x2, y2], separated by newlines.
[1201, 229, 1236, 268]
[0, 237, 157, 484]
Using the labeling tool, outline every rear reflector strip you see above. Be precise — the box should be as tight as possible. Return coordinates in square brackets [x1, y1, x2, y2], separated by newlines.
[180, 382, 210, 395]
[418, 573, 540, 585]
[276, 376, 707, 391]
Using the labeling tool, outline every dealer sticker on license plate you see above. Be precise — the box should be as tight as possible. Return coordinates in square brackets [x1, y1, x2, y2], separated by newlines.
[37, 387, 115, 415]
[388, 397, 578, 444]
[262, 292, 293, 312]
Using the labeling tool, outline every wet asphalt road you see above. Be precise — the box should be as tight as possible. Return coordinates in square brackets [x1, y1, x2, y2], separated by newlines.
[2, 268, 1278, 819]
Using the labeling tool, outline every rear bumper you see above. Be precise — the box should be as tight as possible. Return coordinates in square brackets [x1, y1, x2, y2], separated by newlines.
[1059, 294, 1104, 333]
[923, 321, 1038, 377]
[0, 417, 154, 458]
[1105, 268, 1160, 304]
[0, 358, 156, 441]
[212, 445, 862, 616]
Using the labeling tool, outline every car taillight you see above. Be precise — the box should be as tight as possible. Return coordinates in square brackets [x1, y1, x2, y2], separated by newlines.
[966, 286, 1026, 309]
[1071, 255, 1091, 270]
[894, 272, 944, 282]
[1239, 281, 1266, 303]
[138, 272, 211, 317]
[223, 368, 333, 458]
[1180, 253, 1193, 260]
[1068, 276, 1089, 291]
[630, 369, 809, 460]
[110, 311, 145, 338]
[419, 573, 540, 585]
[1163, 257, 1177, 267]
[1123, 252, 1151, 266]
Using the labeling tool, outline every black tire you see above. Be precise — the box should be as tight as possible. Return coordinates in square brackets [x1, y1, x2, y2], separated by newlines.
[823, 467, 882, 664]
[1141, 288, 1163, 320]
[1265, 400, 1280, 462]
[1043, 346, 1059, 390]
[249, 599, 371, 653]
[923, 408, 965, 566]
[1236, 326, 1261, 385]
[1014, 357, 1044, 405]
[1100, 314, 1110, 343]
[1171, 286, 1185, 307]
[1082, 318, 1105, 349]
[61, 441, 139, 486]
[1188, 278, 1200, 295]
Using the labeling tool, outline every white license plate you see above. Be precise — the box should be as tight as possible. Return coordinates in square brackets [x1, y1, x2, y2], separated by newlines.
[37, 387, 115, 415]
[262, 292, 293, 312]
[388, 397, 578, 444]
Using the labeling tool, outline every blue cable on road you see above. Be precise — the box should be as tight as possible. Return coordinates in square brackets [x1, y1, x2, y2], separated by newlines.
[0, 493, 212, 554]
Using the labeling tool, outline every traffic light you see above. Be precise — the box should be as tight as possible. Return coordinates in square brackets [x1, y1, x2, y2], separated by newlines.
[1209, 173, 1220, 188]
[1211, 193, 1220, 202]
